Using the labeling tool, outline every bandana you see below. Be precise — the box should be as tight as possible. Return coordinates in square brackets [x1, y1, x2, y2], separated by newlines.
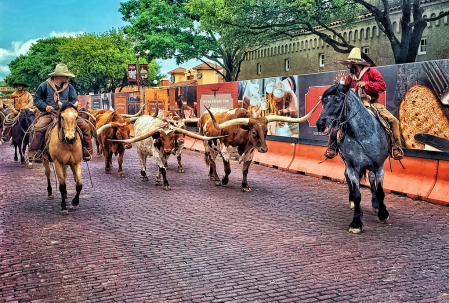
[46, 78, 69, 103]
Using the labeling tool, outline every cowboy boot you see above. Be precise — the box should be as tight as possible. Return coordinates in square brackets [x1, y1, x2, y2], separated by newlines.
[324, 127, 339, 159]
[392, 147, 404, 161]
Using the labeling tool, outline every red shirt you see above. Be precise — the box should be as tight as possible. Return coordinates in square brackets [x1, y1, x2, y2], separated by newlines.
[344, 68, 386, 101]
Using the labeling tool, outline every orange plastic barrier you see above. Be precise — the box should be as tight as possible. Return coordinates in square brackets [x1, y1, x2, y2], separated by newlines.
[252, 141, 296, 170]
[382, 156, 438, 200]
[191, 140, 205, 153]
[183, 137, 196, 150]
[288, 144, 346, 182]
[427, 160, 449, 205]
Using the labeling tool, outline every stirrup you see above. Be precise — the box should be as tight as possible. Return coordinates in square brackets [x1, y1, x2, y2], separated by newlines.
[392, 147, 404, 160]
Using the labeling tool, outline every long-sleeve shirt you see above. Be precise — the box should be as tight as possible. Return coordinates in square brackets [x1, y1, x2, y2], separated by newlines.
[33, 81, 78, 112]
[344, 67, 386, 101]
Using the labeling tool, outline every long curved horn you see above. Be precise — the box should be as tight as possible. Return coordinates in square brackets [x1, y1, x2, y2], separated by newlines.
[174, 127, 227, 141]
[121, 102, 148, 118]
[266, 101, 321, 123]
[80, 111, 96, 121]
[108, 129, 160, 144]
[129, 117, 140, 122]
[183, 118, 199, 123]
[205, 106, 249, 130]
[97, 122, 125, 136]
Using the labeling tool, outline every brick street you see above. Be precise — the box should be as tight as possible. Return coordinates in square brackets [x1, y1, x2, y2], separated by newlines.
[1, 143, 449, 303]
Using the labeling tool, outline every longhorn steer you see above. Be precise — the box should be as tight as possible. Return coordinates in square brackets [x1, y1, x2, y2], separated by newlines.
[200, 104, 319, 191]
[96, 111, 136, 177]
[109, 111, 225, 190]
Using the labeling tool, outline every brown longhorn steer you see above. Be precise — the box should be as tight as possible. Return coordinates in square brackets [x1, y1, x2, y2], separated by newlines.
[200, 104, 319, 192]
[96, 112, 136, 177]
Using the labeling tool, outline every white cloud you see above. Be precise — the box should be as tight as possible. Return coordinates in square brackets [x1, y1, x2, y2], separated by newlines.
[50, 31, 84, 38]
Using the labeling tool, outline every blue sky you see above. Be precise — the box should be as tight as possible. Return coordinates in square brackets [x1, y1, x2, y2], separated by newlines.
[0, 0, 199, 81]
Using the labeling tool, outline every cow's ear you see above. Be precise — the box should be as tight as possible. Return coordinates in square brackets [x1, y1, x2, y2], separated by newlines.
[239, 124, 251, 131]
[151, 132, 161, 139]
[110, 122, 119, 129]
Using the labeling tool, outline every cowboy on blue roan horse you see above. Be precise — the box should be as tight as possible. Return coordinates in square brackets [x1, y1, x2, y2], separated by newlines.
[324, 48, 404, 161]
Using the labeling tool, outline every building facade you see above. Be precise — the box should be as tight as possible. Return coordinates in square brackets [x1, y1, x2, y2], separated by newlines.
[239, 0, 449, 80]
[167, 63, 224, 86]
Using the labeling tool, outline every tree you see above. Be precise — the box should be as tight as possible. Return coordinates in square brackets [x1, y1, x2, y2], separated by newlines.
[119, 0, 249, 81]
[5, 37, 69, 91]
[59, 30, 161, 94]
[195, 0, 449, 65]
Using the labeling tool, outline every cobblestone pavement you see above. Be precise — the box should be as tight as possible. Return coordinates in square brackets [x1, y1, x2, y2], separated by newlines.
[1, 143, 449, 303]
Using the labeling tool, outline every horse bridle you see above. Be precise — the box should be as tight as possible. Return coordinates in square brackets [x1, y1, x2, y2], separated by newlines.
[328, 90, 361, 132]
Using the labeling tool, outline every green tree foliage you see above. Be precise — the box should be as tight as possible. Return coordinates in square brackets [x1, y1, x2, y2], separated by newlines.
[119, 0, 248, 81]
[192, 0, 449, 65]
[5, 37, 68, 91]
[5, 30, 162, 94]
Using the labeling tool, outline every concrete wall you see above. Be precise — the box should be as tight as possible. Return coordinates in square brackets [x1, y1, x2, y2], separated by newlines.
[238, 1, 449, 80]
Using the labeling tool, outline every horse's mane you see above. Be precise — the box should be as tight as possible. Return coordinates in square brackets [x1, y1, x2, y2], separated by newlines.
[58, 102, 78, 129]
[322, 83, 351, 100]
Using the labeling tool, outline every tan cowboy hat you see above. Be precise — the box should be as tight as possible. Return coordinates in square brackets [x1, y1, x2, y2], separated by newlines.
[12, 81, 29, 88]
[48, 63, 76, 77]
[337, 48, 371, 66]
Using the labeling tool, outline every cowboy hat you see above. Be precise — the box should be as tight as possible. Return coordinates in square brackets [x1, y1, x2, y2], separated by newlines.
[337, 48, 371, 66]
[12, 81, 29, 88]
[48, 63, 76, 77]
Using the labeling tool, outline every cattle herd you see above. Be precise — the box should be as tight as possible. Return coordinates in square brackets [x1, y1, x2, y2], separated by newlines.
[1, 103, 317, 214]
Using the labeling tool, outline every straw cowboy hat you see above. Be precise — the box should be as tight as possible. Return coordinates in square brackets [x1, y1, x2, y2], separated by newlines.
[48, 63, 76, 77]
[337, 48, 371, 66]
[12, 81, 29, 87]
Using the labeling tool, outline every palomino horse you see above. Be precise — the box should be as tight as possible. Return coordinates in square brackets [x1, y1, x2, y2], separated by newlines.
[43, 103, 83, 214]
[11, 109, 36, 166]
[316, 84, 390, 234]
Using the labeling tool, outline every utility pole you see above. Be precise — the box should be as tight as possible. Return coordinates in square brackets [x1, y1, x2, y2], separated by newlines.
[136, 53, 140, 92]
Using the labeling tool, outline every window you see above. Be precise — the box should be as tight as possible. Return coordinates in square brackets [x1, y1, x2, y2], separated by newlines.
[319, 54, 324, 67]
[362, 47, 369, 56]
[285, 59, 290, 71]
[418, 38, 427, 55]
[257, 63, 261, 75]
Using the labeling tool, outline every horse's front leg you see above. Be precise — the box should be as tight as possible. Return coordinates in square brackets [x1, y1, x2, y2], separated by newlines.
[18, 142, 26, 167]
[70, 162, 83, 207]
[368, 171, 378, 213]
[13, 142, 18, 161]
[374, 168, 389, 223]
[54, 162, 69, 215]
[347, 169, 363, 234]
[43, 160, 53, 200]
[117, 149, 125, 177]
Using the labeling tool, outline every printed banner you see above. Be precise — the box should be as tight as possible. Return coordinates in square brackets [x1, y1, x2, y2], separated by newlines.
[128, 64, 137, 82]
[140, 64, 148, 82]
[197, 82, 238, 116]
[91, 94, 101, 110]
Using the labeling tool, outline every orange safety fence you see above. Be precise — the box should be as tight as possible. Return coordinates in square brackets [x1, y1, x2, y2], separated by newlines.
[427, 160, 449, 205]
[191, 140, 205, 153]
[288, 144, 346, 183]
[382, 157, 438, 200]
[252, 141, 296, 170]
[183, 137, 196, 150]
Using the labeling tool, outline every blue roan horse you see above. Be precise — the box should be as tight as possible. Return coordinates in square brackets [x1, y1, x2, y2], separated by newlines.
[316, 83, 390, 234]
[12, 110, 35, 166]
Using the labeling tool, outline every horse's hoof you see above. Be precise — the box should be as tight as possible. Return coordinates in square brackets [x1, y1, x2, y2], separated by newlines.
[214, 180, 222, 186]
[118, 172, 125, 178]
[241, 187, 252, 192]
[178, 168, 185, 173]
[60, 209, 69, 215]
[21, 163, 25, 167]
[72, 199, 79, 207]
[373, 207, 379, 214]
[222, 177, 229, 185]
[47, 195, 54, 200]
[378, 216, 389, 224]
[14, 157, 18, 162]
[349, 227, 363, 234]
[141, 176, 148, 181]
[163, 185, 171, 191]
[349, 201, 355, 209]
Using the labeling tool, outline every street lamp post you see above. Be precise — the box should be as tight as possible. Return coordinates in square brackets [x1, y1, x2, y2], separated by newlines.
[136, 53, 140, 92]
